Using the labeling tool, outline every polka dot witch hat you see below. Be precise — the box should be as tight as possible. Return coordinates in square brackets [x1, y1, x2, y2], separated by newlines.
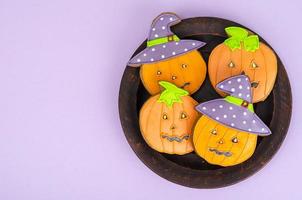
[128, 12, 206, 67]
[195, 75, 271, 136]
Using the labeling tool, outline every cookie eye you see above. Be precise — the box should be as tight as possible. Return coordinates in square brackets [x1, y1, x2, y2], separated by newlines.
[251, 61, 259, 69]
[162, 113, 168, 120]
[157, 70, 162, 75]
[211, 129, 217, 135]
[181, 64, 187, 68]
[171, 75, 177, 80]
[180, 112, 187, 119]
[231, 137, 239, 143]
[228, 61, 235, 68]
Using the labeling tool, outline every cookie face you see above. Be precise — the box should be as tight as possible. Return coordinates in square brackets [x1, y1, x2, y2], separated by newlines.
[140, 50, 206, 95]
[208, 27, 277, 103]
[139, 81, 199, 155]
[193, 115, 257, 166]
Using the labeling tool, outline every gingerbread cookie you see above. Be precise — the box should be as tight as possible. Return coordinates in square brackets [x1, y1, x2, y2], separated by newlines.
[193, 75, 271, 166]
[128, 12, 207, 95]
[139, 81, 199, 155]
[208, 26, 277, 103]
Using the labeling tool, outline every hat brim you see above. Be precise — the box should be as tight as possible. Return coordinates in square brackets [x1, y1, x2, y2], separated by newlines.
[196, 99, 271, 136]
[128, 40, 206, 67]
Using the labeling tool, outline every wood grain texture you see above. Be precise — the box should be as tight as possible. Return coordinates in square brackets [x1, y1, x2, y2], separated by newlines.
[118, 17, 292, 188]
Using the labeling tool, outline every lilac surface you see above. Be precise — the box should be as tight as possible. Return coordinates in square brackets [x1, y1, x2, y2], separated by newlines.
[0, 0, 301, 200]
[128, 13, 205, 66]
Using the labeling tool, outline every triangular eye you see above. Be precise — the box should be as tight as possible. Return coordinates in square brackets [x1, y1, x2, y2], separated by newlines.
[231, 137, 239, 143]
[162, 113, 168, 120]
[228, 61, 235, 68]
[180, 112, 187, 119]
[181, 64, 188, 68]
[251, 61, 259, 68]
[211, 129, 217, 135]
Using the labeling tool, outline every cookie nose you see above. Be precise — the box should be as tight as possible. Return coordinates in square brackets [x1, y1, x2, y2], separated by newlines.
[170, 124, 176, 130]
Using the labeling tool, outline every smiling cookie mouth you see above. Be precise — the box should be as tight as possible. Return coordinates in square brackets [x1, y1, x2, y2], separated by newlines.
[180, 82, 190, 89]
[209, 148, 232, 157]
[161, 134, 190, 143]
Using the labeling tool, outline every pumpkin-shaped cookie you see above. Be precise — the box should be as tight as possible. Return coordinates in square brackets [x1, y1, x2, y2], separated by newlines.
[140, 81, 199, 155]
[193, 75, 271, 166]
[128, 12, 207, 95]
[208, 26, 277, 103]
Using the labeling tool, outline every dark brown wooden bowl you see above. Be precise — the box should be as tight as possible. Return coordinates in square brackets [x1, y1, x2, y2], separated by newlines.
[118, 17, 292, 188]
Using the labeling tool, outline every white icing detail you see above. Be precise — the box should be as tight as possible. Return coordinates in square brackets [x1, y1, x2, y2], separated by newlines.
[228, 81, 232, 84]
[229, 106, 233, 110]
[220, 85, 224, 89]
[219, 105, 223, 108]
[154, 34, 159, 38]
[237, 78, 241, 82]
[169, 17, 173, 21]
[216, 117, 220, 120]
[160, 17, 164, 21]
[172, 52, 176, 55]
[192, 43, 196, 46]
[231, 88, 235, 92]
[150, 58, 154, 61]
[202, 107, 207, 110]
[212, 108, 216, 112]
[175, 42, 179, 45]
[248, 128, 252, 131]
[247, 86, 250, 90]
[162, 26, 166, 30]
[143, 53, 147, 57]
[243, 120, 247, 124]
[184, 48, 188, 52]
[223, 114, 227, 118]
[231, 123, 235, 127]
[243, 112, 247, 116]
[161, 55, 165, 59]
[238, 93, 242, 97]
[239, 85, 243, 89]
[152, 28, 156, 31]
[232, 114, 236, 118]
[151, 48, 155, 51]
[262, 128, 265, 132]
[162, 45, 166, 48]
[137, 59, 141, 62]
[252, 120, 256, 123]
[247, 94, 250, 98]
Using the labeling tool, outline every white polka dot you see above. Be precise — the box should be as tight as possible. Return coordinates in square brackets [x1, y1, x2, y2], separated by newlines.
[175, 42, 179, 45]
[137, 59, 141, 62]
[237, 78, 241, 82]
[220, 85, 224, 89]
[231, 88, 235, 92]
[219, 105, 223, 108]
[243, 112, 247, 116]
[248, 128, 252, 131]
[245, 78, 248, 81]
[216, 117, 220, 120]
[247, 94, 250, 98]
[223, 114, 227, 118]
[239, 85, 243, 89]
[228, 81, 232, 84]
[202, 107, 207, 110]
[262, 128, 265, 132]
[143, 53, 147, 57]
[243, 120, 247, 124]
[229, 106, 233, 110]
[238, 93, 242, 97]
[151, 48, 155, 51]
[169, 17, 173, 21]
[160, 17, 164, 21]
[231, 123, 235, 127]
[152, 28, 156, 31]
[247, 86, 250, 90]
[172, 52, 176, 55]
[252, 120, 256, 123]
[150, 58, 154, 61]
[162, 45, 166, 48]
[184, 48, 188, 52]
[154, 34, 159, 38]
[162, 26, 166, 30]
[192, 43, 196, 46]
[212, 108, 216, 112]
[232, 114, 236, 118]
[161, 55, 165, 59]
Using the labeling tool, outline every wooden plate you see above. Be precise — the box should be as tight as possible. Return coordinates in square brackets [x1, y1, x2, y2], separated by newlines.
[118, 17, 292, 188]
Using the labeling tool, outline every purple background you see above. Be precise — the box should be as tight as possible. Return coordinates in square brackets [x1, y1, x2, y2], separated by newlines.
[0, 0, 301, 199]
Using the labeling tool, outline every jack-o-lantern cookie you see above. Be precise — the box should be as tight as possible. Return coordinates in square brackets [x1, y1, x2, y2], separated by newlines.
[139, 81, 199, 155]
[193, 75, 271, 166]
[128, 12, 207, 95]
[208, 26, 277, 103]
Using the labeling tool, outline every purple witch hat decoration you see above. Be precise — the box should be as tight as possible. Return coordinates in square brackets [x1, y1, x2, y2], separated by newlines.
[128, 12, 206, 67]
[195, 75, 271, 136]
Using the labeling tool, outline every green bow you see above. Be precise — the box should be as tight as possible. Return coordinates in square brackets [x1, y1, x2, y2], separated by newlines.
[224, 27, 259, 52]
[157, 81, 189, 107]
